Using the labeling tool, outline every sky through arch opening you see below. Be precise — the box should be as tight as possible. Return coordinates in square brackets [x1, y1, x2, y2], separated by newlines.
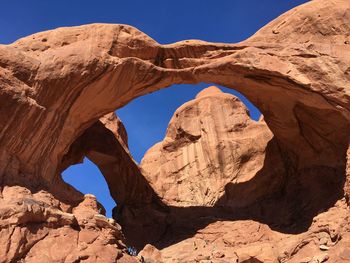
[116, 83, 261, 163]
[61, 83, 261, 219]
[62, 157, 116, 217]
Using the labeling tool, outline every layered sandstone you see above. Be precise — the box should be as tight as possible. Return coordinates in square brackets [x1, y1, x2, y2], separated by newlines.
[140, 86, 284, 208]
[137, 89, 350, 263]
[0, 0, 348, 188]
[0, 0, 349, 262]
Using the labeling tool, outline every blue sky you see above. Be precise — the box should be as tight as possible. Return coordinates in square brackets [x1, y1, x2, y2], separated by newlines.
[1, 0, 308, 217]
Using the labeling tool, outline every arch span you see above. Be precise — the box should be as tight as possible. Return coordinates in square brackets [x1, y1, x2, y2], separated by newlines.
[0, 0, 349, 260]
[0, 1, 349, 194]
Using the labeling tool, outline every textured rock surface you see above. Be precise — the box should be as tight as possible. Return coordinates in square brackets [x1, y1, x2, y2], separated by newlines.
[158, 199, 350, 263]
[60, 112, 165, 252]
[0, 0, 349, 262]
[0, 114, 141, 262]
[60, 112, 156, 207]
[141, 86, 284, 208]
[0, 0, 348, 187]
[0, 187, 137, 263]
[345, 143, 350, 203]
[136, 87, 350, 262]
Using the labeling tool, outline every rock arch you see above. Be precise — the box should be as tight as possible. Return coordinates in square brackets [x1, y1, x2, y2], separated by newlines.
[1, 1, 349, 195]
[0, 0, 350, 261]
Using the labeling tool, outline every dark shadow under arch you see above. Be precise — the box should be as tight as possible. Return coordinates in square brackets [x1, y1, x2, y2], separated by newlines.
[58, 82, 346, 250]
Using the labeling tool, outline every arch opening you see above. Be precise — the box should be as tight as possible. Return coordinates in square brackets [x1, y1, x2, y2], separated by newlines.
[116, 83, 262, 163]
[106, 83, 346, 250]
[62, 157, 115, 217]
[0, 1, 350, 260]
[57, 81, 347, 250]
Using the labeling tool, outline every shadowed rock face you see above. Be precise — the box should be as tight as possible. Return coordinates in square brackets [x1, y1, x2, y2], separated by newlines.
[60, 112, 156, 207]
[0, 0, 349, 262]
[130, 86, 348, 263]
[140, 86, 285, 208]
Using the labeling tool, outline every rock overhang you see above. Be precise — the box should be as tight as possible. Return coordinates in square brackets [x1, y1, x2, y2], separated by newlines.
[0, 0, 349, 261]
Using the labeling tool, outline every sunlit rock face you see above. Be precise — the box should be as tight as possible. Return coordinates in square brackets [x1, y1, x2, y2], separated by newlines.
[0, 114, 141, 263]
[0, 0, 349, 261]
[140, 86, 285, 208]
[0, 187, 137, 263]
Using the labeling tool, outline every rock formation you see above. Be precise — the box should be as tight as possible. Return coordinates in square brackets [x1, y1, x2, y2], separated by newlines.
[157, 200, 350, 263]
[0, 0, 349, 262]
[0, 113, 143, 262]
[60, 112, 156, 208]
[137, 89, 350, 262]
[0, 187, 137, 262]
[140, 86, 284, 208]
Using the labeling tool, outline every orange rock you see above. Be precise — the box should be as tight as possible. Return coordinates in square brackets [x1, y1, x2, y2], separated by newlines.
[0, 0, 349, 262]
[141, 86, 284, 208]
[138, 244, 163, 263]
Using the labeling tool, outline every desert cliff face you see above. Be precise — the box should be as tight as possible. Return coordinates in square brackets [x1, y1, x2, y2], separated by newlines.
[0, 0, 349, 262]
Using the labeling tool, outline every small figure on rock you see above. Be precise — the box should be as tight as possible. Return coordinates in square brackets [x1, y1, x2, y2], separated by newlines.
[127, 246, 138, 256]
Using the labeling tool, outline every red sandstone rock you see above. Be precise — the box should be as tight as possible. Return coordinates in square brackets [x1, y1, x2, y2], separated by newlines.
[61, 112, 155, 207]
[138, 244, 163, 263]
[0, 187, 136, 263]
[345, 144, 350, 203]
[141, 86, 284, 208]
[136, 87, 350, 262]
[0, 0, 349, 262]
[150, 199, 350, 263]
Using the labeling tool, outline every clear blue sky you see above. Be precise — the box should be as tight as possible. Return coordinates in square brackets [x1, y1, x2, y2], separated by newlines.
[1, 0, 308, 217]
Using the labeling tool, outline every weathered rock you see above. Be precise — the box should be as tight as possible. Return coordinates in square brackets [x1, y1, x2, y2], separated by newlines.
[0, 113, 144, 262]
[0, 0, 348, 189]
[141, 86, 284, 208]
[60, 112, 167, 250]
[0, 0, 349, 262]
[153, 199, 350, 263]
[138, 244, 163, 263]
[345, 143, 350, 203]
[60, 112, 156, 207]
[135, 86, 350, 261]
[0, 186, 136, 263]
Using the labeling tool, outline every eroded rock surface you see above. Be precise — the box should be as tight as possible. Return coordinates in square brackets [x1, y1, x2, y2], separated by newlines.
[0, 0, 349, 262]
[135, 88, 350, 263]
[0, 186, 136, 263]
[60, 112, 156, 207]
[141, 86, 284, 208]
[158, 199, 350, 263]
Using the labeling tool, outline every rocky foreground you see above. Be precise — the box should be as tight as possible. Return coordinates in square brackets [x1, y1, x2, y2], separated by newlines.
[0, 0, 349, 262]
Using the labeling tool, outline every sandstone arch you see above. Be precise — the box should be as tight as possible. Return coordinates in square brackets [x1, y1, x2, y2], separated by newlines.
[0, 0, 350, 261]
[1, 1, 349, 195]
